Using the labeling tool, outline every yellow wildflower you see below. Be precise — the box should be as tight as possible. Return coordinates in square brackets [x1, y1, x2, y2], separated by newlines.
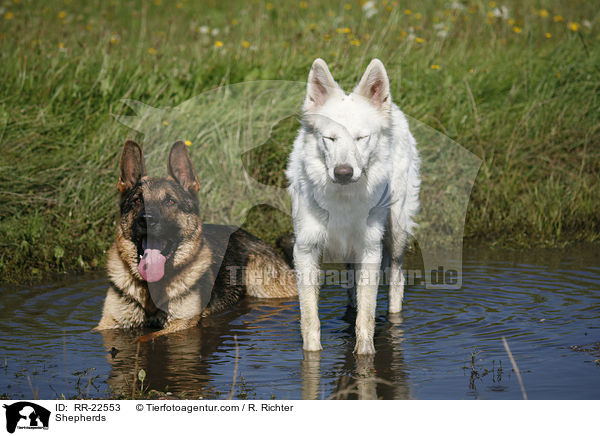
[415, 37, 424, 43]
[176, 3, 183, 9]
[538, 9, 549, 18]
[512, 26, 522, 34]
[163, 121, 169, 126]
[553, 15, 563, 22]
[58, 11, 67, 19]
[231, 19, 239, 25]
[58, 42, 65, 49]
[350, 39, 360, 46]
[148, 47, 157, 55]
[184, 140, 192, 146]
[5, 12, 15, 20]
[568, 22, 580, 32]
[545, 32, 551, 38]
[266, 3, 273, 10]
[507, 18, 515, 26]
[415, 12, 422, 20]
[344, 4, 352, 10]
[404, 9, 411, 15]
[488, 1, 496, 8]
[299, 1, 308, 9]
[214, 40, 223, 47]
[431, 64, 440, 70]
[242, 40, 250, 48]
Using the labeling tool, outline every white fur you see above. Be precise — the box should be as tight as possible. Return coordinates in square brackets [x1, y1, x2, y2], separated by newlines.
[286, 58, 420, 354]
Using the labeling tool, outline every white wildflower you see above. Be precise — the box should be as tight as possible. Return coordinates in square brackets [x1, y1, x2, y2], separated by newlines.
[449, 1, 465, 10]
[493, 6, 510, 20]
[362, 1, 377, 18]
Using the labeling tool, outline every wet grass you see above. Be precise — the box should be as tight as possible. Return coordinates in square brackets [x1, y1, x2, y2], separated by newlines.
[1, 0, 599, 282]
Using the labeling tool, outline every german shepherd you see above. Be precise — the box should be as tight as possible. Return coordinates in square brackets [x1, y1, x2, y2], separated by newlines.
[95, 140, 296, 342]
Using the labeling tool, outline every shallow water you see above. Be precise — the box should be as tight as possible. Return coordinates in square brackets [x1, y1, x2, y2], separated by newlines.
[1, 244, 599, 400]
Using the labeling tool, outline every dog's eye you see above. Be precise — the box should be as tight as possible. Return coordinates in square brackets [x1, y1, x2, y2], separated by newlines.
[356, 135, 370, 142]
[323, 136, 337, 142]
[165, 197, 176, 207]
[134, 197, 143, 205]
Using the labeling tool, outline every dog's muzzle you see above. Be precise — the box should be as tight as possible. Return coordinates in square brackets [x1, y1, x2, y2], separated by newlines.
[333, 164, 354, 184]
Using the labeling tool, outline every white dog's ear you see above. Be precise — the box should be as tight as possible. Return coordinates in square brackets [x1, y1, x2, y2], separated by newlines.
[354, 59, 391, 111]
[304, 58, 338, 110]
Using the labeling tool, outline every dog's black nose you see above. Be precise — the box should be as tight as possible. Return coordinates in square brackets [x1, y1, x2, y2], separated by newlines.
[333, 165, 354, 184]
[137, 210, 159, 229]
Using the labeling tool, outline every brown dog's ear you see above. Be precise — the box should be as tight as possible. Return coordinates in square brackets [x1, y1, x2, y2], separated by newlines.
[168, 141, 199, 194]
[118, 140, 145, 193]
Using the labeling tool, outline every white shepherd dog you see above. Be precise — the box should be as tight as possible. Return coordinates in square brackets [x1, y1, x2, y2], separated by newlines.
[286, 58, 420, 354]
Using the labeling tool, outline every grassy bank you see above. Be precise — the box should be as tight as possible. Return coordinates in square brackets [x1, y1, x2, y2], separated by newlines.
[0, 0, 599, 282]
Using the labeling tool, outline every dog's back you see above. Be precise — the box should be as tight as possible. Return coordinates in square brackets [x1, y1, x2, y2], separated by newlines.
[202, 225, 297, 316]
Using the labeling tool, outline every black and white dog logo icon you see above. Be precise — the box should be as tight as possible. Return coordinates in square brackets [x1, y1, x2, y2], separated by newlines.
[3, 402, 50, 433]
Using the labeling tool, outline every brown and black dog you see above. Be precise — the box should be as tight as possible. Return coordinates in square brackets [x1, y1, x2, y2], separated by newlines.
[95, 140, 296, 341]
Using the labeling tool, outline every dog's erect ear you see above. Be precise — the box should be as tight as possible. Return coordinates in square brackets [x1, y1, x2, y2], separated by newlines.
[354, 59, 391, 112]
[168, 141, 199, 194]
[304, 58, 339, 111]
[118, 140, 145, 193]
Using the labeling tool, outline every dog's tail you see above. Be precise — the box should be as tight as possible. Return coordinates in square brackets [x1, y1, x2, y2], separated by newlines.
[244, 233, 297, 298]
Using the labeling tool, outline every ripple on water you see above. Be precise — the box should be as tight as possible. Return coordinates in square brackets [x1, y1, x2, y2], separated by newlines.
[0, 245, 599, 399]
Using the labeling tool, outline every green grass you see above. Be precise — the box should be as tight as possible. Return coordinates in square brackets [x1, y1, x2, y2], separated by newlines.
[0, 0, 599, 282]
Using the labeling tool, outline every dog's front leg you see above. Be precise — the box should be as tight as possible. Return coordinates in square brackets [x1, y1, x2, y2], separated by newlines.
[354, 247, 382, 354]
[135, 316, 201, 343]
[294, 245, 322, 351]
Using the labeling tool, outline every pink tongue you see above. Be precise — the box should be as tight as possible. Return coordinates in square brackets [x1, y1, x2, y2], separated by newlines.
[138, 249, 166, 283]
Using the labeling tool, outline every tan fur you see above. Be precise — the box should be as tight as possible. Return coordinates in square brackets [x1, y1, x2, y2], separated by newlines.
[95, 229, 214, 332]
[95, 140, 298, 341]
[245, 252, 297, 298]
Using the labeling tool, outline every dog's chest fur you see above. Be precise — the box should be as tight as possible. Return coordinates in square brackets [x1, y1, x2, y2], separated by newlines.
[312, 179, 389, 261]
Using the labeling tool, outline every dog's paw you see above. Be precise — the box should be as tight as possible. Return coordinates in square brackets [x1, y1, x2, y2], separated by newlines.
[354, 339, 375, 355]
[302, 339, 323, 352]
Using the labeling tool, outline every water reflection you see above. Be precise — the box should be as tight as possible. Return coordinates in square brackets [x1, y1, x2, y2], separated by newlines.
[0, 244, 599, 399]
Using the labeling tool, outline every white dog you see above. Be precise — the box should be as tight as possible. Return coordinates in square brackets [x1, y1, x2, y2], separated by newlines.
[286, 58, 420, 354]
